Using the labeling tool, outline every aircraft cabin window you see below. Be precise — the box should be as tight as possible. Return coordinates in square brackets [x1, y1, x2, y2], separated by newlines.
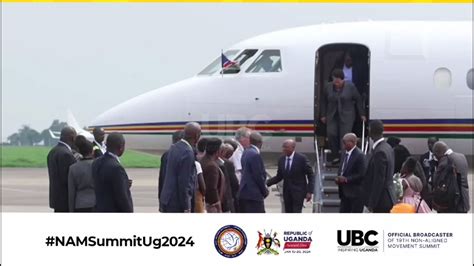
[433, 67, 452, 89]
[222, 49, 259, 74]
[198, 49, 239, 75]
[246, 50, 282, 73]
[467, 69, 473, 90]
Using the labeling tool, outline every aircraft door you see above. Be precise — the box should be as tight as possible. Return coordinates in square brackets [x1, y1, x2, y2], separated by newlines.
[314, 43, 371, 153]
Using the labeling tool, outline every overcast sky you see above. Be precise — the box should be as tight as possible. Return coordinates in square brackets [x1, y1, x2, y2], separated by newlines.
[2, 3, 472, 141]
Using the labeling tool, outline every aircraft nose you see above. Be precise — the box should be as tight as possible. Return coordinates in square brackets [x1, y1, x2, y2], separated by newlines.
[90, 77, 199, 132]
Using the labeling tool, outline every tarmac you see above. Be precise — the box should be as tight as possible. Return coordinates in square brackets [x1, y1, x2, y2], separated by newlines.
[1, 167, 312, 213]
[1, 167, 472, 213]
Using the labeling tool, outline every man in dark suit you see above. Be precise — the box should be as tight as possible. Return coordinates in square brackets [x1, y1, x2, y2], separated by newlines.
[159, 122, 201, 213]
[47, 126, 77, 212]
[419, 136, 439, 186]
[335, 133, 366, 213]
[432, 141, 470, 213]
[92, 133, 133, 212]
[363, 120, 396, 213]
[266, 139, 315, 213]
[158, 130, 184, 201]
[320, 69, 366, 163]
[92, 127, 106, 158]
[238, 131, 269, 213]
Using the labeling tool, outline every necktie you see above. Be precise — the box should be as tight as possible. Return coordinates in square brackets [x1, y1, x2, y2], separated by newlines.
[342, 152, 349, 174]
[285, 157, 291, 173]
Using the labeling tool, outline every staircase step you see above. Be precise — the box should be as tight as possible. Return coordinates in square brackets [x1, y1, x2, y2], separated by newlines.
[321, 199, 341, 206]
[323, 174, 338, 180]
[321, 206, 340, 213]
[322, 180, 336, 186]
[322, 186, 339, 193]
[322, 193, 340, 200]
[313, 154, 344, 212]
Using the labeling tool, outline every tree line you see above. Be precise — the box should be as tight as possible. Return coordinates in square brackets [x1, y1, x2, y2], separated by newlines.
[6, 120, 68, 146]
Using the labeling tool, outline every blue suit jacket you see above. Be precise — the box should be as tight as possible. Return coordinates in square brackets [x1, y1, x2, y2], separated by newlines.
[238, 146, 268, 201]
[159, 140, 196, 212]
[92, 152, 133, 212]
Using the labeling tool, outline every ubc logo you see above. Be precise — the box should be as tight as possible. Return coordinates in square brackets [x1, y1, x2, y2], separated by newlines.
[337, 230, 379, 246]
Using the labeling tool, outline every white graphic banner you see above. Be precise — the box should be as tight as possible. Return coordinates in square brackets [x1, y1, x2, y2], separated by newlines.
[1, 213, 472, 265]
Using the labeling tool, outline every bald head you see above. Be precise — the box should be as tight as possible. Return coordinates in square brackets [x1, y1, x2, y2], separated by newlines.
[432, 141, 449, 160]
[183, 122, 201, 146]
[249, 131, 263, 149]
[342, 133, 357, 151]
[60, 126, 77, 146]
[282, 139, 296, 156]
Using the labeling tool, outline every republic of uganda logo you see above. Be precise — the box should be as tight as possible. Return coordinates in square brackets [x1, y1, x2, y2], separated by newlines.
[256, 230, 281, 255]
[214, 225, 248, 258]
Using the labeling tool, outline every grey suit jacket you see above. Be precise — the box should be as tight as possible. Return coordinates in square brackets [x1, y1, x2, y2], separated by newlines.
[435, 152, 470, 212]
[320, 81, 364, 125]
[68, 159, 96, 211]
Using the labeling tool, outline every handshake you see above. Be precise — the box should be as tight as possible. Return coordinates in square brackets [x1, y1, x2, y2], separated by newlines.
[265, 178, 312, 202]
[265, 179, 272, 187]
[263, 179, 273, 199]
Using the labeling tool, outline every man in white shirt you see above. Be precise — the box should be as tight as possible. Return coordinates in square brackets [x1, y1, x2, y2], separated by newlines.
[342, 53, 353, 83]
[419, 136, 439, 186]
[229, 127, 252, 183]
[92, 127, 107, 158]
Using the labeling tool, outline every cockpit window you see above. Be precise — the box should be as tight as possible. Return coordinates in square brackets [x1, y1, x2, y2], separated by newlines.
[222, 49, 259, 74]
[198, 50, 239, 75]
[246, 50, 282, 73]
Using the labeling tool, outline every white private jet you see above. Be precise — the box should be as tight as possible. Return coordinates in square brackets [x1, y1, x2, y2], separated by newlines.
[90, 21, 473, 156]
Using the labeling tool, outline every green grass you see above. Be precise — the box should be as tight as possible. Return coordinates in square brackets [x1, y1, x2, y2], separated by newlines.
[0, 146, 50, 167]
[1, 146, 160, 168]
[120, 150, 160, 168]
